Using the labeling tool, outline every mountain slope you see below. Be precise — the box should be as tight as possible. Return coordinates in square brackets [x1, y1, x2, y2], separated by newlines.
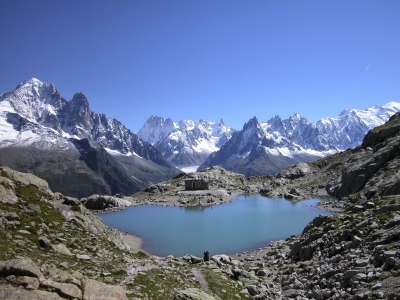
[198, 102, 400, 176]
[137, 116, 235, 169]
[0, 78, 180, 197]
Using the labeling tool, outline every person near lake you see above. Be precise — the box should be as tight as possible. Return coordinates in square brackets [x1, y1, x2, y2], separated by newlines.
[203, 251, 210, 261]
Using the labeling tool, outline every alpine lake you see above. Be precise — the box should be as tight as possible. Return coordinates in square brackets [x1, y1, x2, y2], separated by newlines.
[100, 195, 333, 257]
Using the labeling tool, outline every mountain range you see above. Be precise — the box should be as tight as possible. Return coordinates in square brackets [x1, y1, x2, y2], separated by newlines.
[0, 78, 180, 197]
[1, 78, 399, 196]
[136, 102, 400, 177]
[137, 117, 235, 170]
[198, 103, 400, 176]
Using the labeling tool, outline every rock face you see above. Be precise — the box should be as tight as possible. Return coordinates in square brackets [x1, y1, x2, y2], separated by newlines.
[0, 78, 180, 197]
[326, 112, 400, 198]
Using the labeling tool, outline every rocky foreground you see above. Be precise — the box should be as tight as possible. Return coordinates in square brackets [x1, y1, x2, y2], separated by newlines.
[0, 113, 400, 299]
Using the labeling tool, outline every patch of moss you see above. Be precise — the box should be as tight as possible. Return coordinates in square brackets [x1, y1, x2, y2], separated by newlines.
[310, 150, 351, 169]
[202, 268, 252, 300]
[70, 205, 81, 212]
[131, 267, 201, 299]
[0, 170, 10, 178]
[379, 273, 391, 281]
[377, 212, 393, 224]
[384, 165, 400, 178]
[297, 180, 318, 189]
[133, 250, 149, 259]
[16, 184, 49, 202]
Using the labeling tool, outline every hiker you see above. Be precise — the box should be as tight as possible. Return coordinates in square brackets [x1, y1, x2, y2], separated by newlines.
[203, 251, 210, 261]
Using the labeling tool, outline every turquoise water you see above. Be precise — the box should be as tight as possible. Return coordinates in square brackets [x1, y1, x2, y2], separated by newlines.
[100, 195, 332, 257]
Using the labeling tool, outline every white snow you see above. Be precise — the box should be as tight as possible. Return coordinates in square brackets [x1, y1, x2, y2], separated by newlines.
[192, 138, 219, 153]
[180, 166, 199, 173]
[264, 147, 293, 158]
[105, 147, 143, 158]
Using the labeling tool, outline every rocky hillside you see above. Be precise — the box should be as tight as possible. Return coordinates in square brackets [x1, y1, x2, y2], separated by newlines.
[258, 111, 400, 202]
[0, 166, 141, 299]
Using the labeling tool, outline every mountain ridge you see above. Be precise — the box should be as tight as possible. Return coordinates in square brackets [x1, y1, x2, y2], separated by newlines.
[0, 78, 180, 197]
[1, 78, 399, 185]
[198, 101, 400, 176]
[137, 115, 236, 169]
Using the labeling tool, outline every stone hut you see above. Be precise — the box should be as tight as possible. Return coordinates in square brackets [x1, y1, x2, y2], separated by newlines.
[184, 178, 209, 190]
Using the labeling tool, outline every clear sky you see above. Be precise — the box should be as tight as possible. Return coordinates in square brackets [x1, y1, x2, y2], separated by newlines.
[1, 1, 399, 131]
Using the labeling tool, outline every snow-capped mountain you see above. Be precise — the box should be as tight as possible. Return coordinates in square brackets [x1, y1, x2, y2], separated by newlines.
[0, 78, 179, 197]
[137, 116, 235, 170]
[198, 102, 400, 176]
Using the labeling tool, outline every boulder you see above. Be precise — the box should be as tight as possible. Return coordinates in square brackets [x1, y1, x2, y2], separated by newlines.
[62, 196, 80, 206]
[278, 162, 311, 179]
[0, 284, 63, 300]
[190, 255, 203, 264]
[51, 244, 73, 256]
[83, 279, 128, 300]
[40, 279, 82, 299]
[5, 275, 40, 289]
[84, 194, 132, 210]
[76, 254, 91, 260]
[0, 180, 18, 203]
[0, 258, 43, 278]
[4, 212, 20, 221]
[211, 254, 230, 264]
[0, 166, 50, 192]
[38, 237, 52, 248]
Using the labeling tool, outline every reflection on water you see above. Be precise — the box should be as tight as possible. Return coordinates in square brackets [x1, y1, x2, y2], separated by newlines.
[100, 195, 333, 257]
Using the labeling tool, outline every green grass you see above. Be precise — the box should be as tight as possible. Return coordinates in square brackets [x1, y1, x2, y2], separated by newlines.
[131, 267, 201, 299]
[0, 170, 10, 178]
[310, 150, 351, 169]
[16, 184, 51, 202]
[132, 250, 149, 259]
[202, 268, 252, 300]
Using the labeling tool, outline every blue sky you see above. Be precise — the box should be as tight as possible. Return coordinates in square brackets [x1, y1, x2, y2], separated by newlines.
[1, 1, 399, 131]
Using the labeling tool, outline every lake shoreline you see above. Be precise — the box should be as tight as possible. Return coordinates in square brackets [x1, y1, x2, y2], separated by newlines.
[108, 193, 339, 257]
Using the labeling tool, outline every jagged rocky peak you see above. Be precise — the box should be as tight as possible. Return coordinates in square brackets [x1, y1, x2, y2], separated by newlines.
[244, 116, 260, 127]
[199, 102, 400, 177]
[289, 113, 301, 121]
[16, 78, 60, 102]
[0, 78, 181, 197]
[242, 116, 263, 138]
[137, 116, 178, 144]
[2, 78, 64, 123]
[137, 116, 236, 168]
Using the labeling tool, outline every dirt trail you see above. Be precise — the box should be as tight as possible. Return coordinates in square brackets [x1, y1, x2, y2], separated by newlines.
[192, 268, 210, 292]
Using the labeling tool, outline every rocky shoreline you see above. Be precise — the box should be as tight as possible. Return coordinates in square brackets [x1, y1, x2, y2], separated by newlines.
[108, 193, 340, 257]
